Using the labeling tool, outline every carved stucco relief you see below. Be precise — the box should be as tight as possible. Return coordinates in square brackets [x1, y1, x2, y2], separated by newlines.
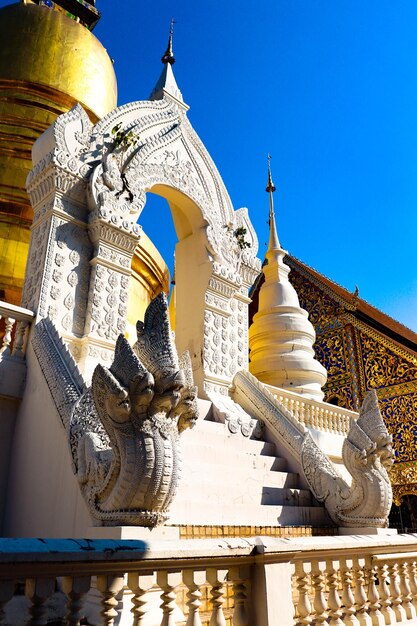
[33, 294, 198, 527]
[24, 98, 261, 391]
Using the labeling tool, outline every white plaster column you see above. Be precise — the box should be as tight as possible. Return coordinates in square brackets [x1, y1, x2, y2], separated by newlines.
[23, 106, 94, 360]
[79, 218, 140, 379]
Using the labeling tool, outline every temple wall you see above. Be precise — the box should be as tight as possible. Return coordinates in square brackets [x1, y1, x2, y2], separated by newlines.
[4, 339, 91, 538]
[0, 396, 18, 533]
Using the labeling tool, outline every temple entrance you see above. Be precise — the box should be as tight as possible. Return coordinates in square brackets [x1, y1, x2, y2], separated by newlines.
[389, 495, 417, 532]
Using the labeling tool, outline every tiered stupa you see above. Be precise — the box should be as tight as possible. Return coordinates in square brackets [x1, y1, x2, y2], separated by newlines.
[249, 159, 327, 400]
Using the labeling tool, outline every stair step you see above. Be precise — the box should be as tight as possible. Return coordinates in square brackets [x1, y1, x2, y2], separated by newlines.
[169, 502, 331, 527]
[179, 466, 299, 489]
[174, 417, 329, 529]
[175, 484, 316, 506]
[181, 443, 287, 472]
[185, 420, 277, 456]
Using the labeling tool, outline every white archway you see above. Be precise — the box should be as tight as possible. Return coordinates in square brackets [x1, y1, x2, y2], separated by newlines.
[24, 98, 261, 394]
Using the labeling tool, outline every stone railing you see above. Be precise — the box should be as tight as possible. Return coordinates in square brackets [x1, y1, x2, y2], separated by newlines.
[2, 534, 417, 625]
[0, 301, 34, 358]
[265, 384, 358, 436]
[292, 535, 417, 626]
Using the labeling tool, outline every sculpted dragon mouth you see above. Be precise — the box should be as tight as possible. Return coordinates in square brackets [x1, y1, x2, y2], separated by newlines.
[69, 293, 198, 527]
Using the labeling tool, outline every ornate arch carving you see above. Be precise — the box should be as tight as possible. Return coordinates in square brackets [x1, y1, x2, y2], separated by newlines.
[25, 98, 261, 393]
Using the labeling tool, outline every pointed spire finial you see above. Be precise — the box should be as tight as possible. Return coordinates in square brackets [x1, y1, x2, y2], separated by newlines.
[266, 153, 276, 193]
[161, 17, 176, 65]
[265, 154, 281, 254]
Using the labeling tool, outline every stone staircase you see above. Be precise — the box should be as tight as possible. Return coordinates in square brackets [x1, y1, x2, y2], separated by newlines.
[168, 417, 333, 529]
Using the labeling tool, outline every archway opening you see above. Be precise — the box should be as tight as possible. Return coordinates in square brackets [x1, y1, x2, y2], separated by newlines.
[389, 494, 417, 532]
[126, 185, 211, 371]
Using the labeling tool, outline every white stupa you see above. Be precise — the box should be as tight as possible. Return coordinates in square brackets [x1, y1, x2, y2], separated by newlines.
[249, 158, 327, 400]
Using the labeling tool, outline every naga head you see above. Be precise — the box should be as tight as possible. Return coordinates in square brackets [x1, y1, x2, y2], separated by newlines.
[92, 364, 131, 426]
[344, 390, 394, 473]
[134, 293, 198, 425]
[356, 390, 394, 469]
[89, 294, 198, 436]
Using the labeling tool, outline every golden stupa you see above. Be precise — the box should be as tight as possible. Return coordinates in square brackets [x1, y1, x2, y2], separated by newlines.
[0, 0, 117, 304]
[0, 0, 169, 316]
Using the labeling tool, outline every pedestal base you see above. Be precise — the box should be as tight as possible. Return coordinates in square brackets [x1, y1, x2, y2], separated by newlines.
[85, 525, 180, 541]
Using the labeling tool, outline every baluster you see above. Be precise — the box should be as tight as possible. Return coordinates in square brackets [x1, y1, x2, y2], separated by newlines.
[0, 316, 15, 354]
[376, 563, 395, 625]
[157, 570, 182, 626]
[207, 568, 227, 626]
[311, 406, 317, 428]
[318, 407, 324, 431]
[25, 577, 56, 626]
[336, 411, 341, 433]
[12, 319, 29, 357]
[367, 562, 384, 626]
[324, 408, 329, 431]
[295, 400, 300, 421]
[340, 559, 359, 626]
[183, 569, 205, 626]
[326, 559, 343, 626]
[311, 560, 328, 625]
[61, 575, 91, 626]
[353, 559, 372, 626]
[96, 574, 125, 626]
[387, 561, 406, 623]
[304, 404, 311, 428]
[0, 580, 15, 623]
[409, 559, 417, 611]
[128, 571, 156, 626]
[229, 566, 250, 626]
[300, 400, 304, 420]
[294, 560, 312, 626]
[399, 560, 416, 620]
[328, 409, 333, 432]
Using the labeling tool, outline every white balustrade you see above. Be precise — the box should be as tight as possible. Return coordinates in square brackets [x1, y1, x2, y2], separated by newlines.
[267, 383, 358, 435]
[1, 536, 417, 625]
[0, 300, 34, 357]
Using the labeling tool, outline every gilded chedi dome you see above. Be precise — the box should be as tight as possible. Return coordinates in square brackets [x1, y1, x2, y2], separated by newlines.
[0, 1, 117, 304]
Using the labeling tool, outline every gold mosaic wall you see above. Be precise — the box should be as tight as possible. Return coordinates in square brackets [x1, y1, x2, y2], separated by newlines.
[288, 264, 417, 504]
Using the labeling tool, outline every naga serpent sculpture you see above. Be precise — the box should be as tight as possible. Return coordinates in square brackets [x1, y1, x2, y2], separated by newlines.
[233, 370, 394, 528]
[69, 293, 198, 527]
[300, 391, 394, 527]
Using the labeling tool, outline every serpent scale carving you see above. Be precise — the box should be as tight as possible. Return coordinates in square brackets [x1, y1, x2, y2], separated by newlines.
[233, 370, 394, 528]
[68, 292, 198, 526]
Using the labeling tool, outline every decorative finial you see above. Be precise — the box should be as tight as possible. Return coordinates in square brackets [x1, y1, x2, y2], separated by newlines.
[266, 153, 276, 193]
[161, 17, 176, 65]
[265, 154, 281, 254]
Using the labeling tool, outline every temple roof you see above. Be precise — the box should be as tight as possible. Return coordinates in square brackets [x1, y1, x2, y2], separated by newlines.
[287, 256, 417, 353]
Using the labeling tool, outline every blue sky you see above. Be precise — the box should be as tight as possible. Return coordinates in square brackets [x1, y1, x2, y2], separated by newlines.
[12, 1, 417, 330]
